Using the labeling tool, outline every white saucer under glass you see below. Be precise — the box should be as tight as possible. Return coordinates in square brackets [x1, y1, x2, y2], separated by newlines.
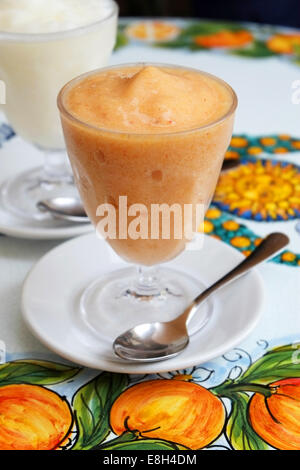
[0, 154, 77, 222]
[22, 233, 264, 373]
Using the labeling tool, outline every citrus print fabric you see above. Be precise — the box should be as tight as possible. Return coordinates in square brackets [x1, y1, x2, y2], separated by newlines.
[202, 207, 300, 267]
[226, 135, 300, 158]
[206, 134, 300, 266]
[116, 19, 300, 66]
[214, 159, 300, 221]
[1, 18, 300, 451]
[1, 340, 300, 450]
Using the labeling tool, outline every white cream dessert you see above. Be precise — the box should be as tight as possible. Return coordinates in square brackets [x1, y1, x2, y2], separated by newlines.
[0, 0, 114, 33]
[0, 0, 117, 149]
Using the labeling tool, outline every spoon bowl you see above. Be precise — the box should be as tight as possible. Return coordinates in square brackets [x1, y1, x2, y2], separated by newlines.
[114, 321, 190, 362]
[37, 197, 89, 223]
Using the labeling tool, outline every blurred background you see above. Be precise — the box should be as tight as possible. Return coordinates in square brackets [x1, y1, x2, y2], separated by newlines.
[116, 0, 300, 28]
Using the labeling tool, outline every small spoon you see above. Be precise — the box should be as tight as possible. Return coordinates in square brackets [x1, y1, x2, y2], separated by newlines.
[37, 197, 89, 223]
[114, 232, 289, 363]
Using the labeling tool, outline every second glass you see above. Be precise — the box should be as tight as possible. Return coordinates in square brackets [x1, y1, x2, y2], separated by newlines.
[0, 0, 118, 222]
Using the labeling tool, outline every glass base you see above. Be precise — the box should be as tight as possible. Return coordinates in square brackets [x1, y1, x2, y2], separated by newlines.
[0, 166, 77, 222]
[78, 266, 214, 343]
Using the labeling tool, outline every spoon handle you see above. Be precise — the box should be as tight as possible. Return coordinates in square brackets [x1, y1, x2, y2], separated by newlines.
[184, 232, 289, 326]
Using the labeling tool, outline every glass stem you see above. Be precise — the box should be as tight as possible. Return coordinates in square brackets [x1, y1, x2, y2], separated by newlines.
[42, 149, 73, 182]
[134, 265, 160, 296]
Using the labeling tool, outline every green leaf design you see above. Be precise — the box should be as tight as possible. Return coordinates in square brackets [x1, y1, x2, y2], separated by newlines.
[232, 40, 277, 58]
[156, 21, 248, 50]
[100, 437, 187, 450]
[226, 393, 270, 450]
[188, 42, 208, 51]
[0, 360, 80, 386]
[155, 37, 194, 49]
[72, 372, 128, 450]
[95, 431, 139, 450]
[238, 343, 300, 385]
[180, 21, 245, 38]
[115, 31, 128, 51]
[293, 44, 300, 56]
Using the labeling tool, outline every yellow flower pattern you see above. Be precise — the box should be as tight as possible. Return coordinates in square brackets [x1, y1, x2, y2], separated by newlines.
[214, 159, 300, 221]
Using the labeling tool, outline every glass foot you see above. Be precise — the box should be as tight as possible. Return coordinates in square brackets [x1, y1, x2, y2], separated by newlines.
[78, 266, 214, 342]
[0, 166, 78, 222]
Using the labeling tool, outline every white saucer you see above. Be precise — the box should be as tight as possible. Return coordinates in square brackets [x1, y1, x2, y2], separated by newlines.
[0, 202, 93, 240]
[0, 129, 93, 240]
[22, 233, 265, 373]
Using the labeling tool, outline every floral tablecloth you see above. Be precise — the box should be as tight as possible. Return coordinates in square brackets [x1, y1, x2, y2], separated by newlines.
[0, 18, 300, 451]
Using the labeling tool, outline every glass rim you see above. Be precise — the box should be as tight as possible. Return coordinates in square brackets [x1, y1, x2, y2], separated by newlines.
[57, 62, 238, 138]
[0, 0, 118, 43]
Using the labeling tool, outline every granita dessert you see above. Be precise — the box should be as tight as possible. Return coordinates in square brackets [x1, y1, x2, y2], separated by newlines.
[59, 64, 236, 265]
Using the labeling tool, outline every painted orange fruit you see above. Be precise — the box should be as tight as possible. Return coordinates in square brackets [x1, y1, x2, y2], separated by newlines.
[110, 379, 225, 450]
[125, 21, 181, 42]
[267, 33, 300, 54]
[0, 384, 73, 450]
[249, 378, 300, 450]
[194, 30, 253, 48]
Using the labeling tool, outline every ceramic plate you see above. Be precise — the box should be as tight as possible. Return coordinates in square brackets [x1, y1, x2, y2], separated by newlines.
[22, 233, 265, 373]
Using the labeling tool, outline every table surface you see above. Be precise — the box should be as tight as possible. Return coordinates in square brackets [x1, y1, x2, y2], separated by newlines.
[0, 18, 300, 451]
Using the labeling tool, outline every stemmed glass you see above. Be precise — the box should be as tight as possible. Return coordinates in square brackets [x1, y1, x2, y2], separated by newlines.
[0, 0, 118, 223]
[58, 63, 237, 342]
